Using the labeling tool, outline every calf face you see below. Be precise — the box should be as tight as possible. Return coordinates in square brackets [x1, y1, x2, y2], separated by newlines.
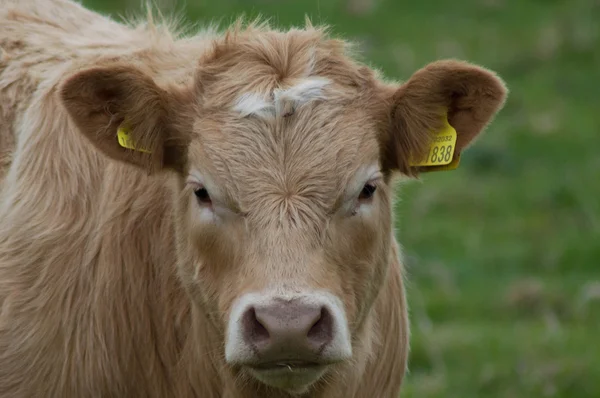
[60, 25, 507, 394]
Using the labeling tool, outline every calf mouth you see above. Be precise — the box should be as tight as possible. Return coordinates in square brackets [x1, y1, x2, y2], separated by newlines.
[251, 360, 323, 370]
[250, 360, 328, 373]
[245, 360, 331, 393]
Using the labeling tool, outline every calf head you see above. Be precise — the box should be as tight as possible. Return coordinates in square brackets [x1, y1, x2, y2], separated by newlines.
[60, 23, 507, 395]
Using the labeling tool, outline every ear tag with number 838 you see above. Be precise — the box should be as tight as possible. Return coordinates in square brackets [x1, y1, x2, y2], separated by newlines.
[410, 116, 459, 171]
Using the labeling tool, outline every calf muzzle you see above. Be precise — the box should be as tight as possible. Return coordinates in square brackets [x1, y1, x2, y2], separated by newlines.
[225, 291, 352, 392]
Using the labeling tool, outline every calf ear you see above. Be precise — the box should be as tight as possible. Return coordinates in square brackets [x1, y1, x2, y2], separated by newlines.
[60, 64, 191, 173]
[384, 59, 508, 176]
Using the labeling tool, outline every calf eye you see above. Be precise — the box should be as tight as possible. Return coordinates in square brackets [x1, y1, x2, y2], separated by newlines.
[359, 183, 377, 200]
[194, 187, 212, 205]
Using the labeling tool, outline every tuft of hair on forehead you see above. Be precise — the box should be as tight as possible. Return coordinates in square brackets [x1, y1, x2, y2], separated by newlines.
[233, 76, 331, 119]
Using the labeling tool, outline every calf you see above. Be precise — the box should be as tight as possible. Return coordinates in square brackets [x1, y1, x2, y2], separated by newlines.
[0, 1, 507, 397]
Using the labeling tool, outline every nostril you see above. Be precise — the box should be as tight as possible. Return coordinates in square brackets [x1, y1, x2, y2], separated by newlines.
[242, 307, 270, 345]
[307, 307, 333, 347]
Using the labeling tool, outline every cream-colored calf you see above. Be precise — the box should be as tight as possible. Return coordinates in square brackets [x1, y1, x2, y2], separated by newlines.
[0, 1, 507, 396]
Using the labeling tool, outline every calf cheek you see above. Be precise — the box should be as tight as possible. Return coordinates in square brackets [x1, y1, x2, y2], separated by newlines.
[327, 218, 390, 330]
[184, 224, 246, 328]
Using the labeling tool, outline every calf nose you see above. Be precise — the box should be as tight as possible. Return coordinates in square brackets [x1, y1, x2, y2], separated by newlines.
[242, 300, 333, 358]
[225, 293, 352, 368]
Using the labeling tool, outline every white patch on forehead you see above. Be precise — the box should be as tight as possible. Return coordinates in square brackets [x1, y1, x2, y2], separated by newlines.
[233, 93, 274, 118]
[232, 77, 331, 119]
[273, 77, 330, 115]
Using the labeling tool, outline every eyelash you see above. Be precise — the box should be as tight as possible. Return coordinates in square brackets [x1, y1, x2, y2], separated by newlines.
[358, 183, 377, 201]
[349, 181, 379, 217]
[193, 186, 212, 205]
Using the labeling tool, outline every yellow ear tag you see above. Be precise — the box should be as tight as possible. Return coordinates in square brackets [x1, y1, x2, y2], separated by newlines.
[117, 126, 152, 154]
[410, 116, 459, 172]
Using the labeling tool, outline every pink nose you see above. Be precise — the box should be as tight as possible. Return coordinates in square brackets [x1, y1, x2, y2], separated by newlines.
[241, 299, 334, 361]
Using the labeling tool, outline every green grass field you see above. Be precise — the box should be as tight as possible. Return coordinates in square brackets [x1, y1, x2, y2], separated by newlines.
[82, 0, 600, 396]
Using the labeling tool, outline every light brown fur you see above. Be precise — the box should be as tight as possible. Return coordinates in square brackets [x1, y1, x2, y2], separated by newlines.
[0, 1, 507, 397]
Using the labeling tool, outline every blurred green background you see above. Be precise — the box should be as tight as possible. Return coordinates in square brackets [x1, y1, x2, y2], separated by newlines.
[81, 0, 600, 396]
